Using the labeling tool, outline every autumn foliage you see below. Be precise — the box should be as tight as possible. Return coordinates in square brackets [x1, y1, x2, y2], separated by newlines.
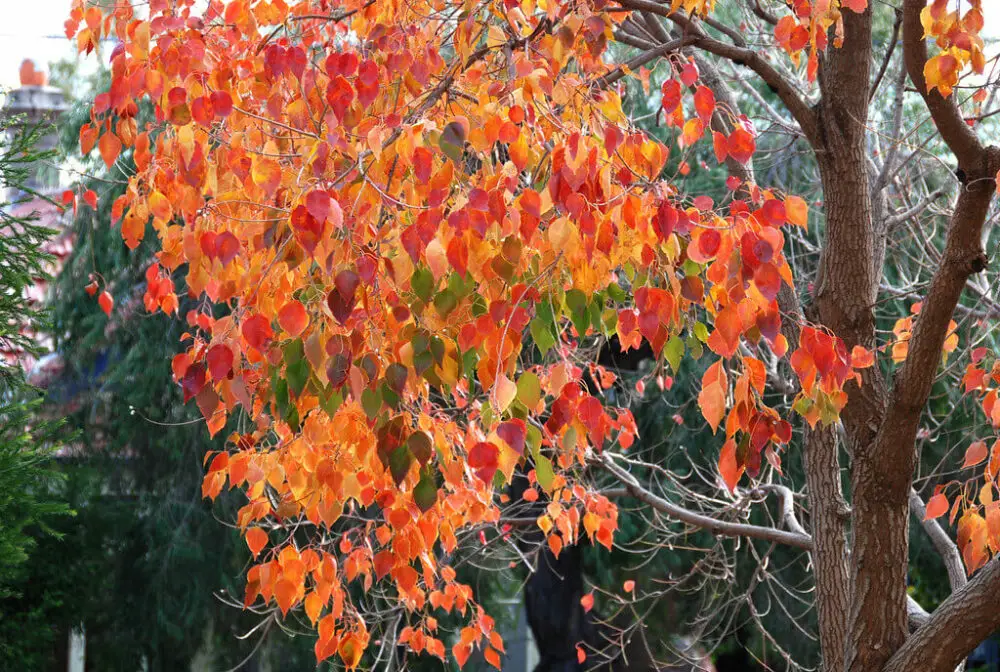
[67, 0, 995, 668]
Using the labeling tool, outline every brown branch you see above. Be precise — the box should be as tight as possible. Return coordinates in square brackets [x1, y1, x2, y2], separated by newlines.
[884, 557, 1000, 672]
[612, 0, 819, 144]
[598, 454, 814, 550]
[595, 35, 697, 90]
[902, 0, 984, 168]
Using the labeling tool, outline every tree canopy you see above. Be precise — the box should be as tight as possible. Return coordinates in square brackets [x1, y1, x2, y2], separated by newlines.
[66, 0, 1000, 671]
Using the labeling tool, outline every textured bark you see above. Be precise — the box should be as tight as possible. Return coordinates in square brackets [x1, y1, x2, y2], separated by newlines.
[802, 425, 850, 672]
[810, 9, 891, 672]
[885, 558, 1000, 672]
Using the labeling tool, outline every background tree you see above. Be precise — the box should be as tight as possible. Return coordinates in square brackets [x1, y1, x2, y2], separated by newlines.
[0, 100, 71, 666]
[66, 1, 1000, 672]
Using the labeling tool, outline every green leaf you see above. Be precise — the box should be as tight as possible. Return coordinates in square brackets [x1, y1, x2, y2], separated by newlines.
[535, 454, 555, 493]
[411, 267, 434, 303]
[439, 120, 467, 163]
[517, 372, 541, 408]
[433, 289, 458, 317]
[286, 358, 309, 397]
[283, 338, 305, 365]
[693, 321, 709, 343]
[682, 258, 702, 276]
[602, 308, 618, 335]
[388, 446, 412, 486]
[383, 362, 408, 394]
[607, 282, 626, 303]
[530, 317, 556, 355]
[320, 387, 343, 418]
[413, 470, 438, 512]
[273, 378, 289, 419]
[686, 333, 703, 360]
[563, 425, 577, 453]
[361, 387, 382, 420]
[565, 289, 587, 312]
[408, 431, 434, 465]
[527, 424, 542, 457]
[664, 335, 684, 372]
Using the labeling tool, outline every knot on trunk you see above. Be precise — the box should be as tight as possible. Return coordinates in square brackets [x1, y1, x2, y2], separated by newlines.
[968, 252, 988, 274]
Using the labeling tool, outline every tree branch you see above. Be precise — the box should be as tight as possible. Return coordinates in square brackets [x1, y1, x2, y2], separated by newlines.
[597, 454, 814, 550]
[612, 0, 819, 144]
[884, 557, 1000, 672]
[909, 489, 967, 593]
[902, 0, 984, 168]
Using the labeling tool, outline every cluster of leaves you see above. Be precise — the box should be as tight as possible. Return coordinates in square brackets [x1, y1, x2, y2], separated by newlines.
[772, 0, 868, 79]
[920, 0, 986, 96]
[66, 0, 997, 668]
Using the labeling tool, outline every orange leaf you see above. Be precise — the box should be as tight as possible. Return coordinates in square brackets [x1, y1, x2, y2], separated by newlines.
[339, 633, 364, 670]
[484, 646, 502, 669]
[580, 592, 594, 612]
[963, 440, 988, 469]
[274, 578, 297, 616]
[577, 645, 587, 664]
[850, 345, 875, 369]
[491, 373, 517, 413]
[719, 438, 743, 492]
[924, 493, 949, 520]
[304, 591, 322, 625]
[623, 579, 635, 592]
[698, 361, 727, 433]
[278, 300, 309, 337]
[98, 131, 121, 169]
[453, 642, 473, 670]
[252, 158, 281, 196]
[246, 527, 267, 558]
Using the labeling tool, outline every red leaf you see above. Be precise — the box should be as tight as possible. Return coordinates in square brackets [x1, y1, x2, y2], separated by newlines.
[83, 189, 98, 209]
[693, 85, 715, 122]
[242, 314, 273, 350]
[496, 419, 526, 455]
[305, 189, 330, 224]
[727, 128, 756, 164]
[210, 90, 233, 117]
[98, 290, 114, 316]
[753, 263, 781, 301]
[468, 442, 499, 483]
[181, 363, 207, 402]
[206, 344, 234, 381]
[680, 61, 699, 86]
[215, 232, 240, 266]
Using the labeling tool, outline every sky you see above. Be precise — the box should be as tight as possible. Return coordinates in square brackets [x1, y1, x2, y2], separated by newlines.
[0, 1, 997, 90]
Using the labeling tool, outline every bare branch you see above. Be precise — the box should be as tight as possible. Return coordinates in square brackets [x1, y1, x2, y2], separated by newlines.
[597, 454, 814, 550]
[908, 489, 967, 593]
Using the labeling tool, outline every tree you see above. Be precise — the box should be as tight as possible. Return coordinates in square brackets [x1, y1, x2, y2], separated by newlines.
[66, 1, 999, 671]
[0, 101, 71, 664]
